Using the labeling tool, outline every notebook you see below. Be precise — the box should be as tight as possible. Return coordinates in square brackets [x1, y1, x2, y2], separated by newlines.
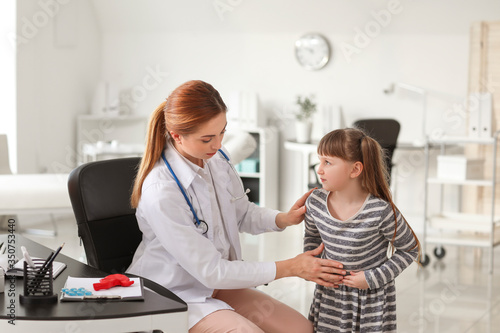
[7, 257, 67, 278]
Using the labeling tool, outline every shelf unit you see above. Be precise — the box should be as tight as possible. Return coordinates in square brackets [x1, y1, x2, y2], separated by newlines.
[236, 127, 278, 210]
[235, 127, 278, 266]
[76, 114, 148, 164]
[422, 133, 500, 272]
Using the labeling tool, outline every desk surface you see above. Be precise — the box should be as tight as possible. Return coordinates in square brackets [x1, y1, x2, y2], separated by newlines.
[0, 234, 187, 331]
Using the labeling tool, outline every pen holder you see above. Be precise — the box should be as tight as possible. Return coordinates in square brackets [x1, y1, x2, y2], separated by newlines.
[20, 259, 58, 304]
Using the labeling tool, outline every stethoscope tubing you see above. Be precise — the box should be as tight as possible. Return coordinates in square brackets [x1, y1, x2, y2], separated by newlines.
[161, 151, 203, 227]
[161, 148, 243, 235]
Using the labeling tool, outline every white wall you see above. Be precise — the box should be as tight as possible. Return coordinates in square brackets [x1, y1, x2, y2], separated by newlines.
[0, 1, 17, 172]
[96, 2, 500, 224]
[14, 1, 500, 229]
[16, 0, 101, 173]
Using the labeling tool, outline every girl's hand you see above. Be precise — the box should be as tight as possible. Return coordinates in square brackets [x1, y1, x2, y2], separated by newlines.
[276, 243, 346, 288]
[342, 271, 369, 289]
[275, 188, 315, 229]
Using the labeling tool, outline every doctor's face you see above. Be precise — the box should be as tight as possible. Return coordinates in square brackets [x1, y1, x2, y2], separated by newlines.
[171, 112, 227, 167]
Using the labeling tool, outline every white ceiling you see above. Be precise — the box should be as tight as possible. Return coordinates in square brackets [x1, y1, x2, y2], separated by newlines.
[90, 0, 500, 35]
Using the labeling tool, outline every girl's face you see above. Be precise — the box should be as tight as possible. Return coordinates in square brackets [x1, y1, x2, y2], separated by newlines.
[316, 155, 359, 192]
[171, 112, 227, 167]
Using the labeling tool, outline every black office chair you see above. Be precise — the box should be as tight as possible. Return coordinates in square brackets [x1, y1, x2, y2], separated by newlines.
[68, 157, 142, 273]
[353, 118, 400, 184]
[308, 119, 400, 188]
[67, 157, 185, 307]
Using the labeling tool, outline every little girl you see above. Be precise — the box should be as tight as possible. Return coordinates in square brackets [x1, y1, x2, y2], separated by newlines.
[304, 128, 420, 333]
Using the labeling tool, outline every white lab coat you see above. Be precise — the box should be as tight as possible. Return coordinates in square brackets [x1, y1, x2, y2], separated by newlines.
[127, 143, 281, 329]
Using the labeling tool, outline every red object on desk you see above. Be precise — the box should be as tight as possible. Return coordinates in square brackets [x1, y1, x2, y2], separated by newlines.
[93, 274, 134, 291]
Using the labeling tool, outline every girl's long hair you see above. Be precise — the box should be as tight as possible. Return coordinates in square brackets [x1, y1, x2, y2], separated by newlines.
[317, 128, 421, 261]
[130, 80, 227, 208]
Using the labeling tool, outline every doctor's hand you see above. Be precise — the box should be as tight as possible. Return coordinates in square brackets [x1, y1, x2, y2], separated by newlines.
[275, 188, 315, 229]
[275, 243, 345, 288]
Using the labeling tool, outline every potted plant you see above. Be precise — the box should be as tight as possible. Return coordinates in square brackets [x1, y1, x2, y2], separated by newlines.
[295, 95, 317, 143]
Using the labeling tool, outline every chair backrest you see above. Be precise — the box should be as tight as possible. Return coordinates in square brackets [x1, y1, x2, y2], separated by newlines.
[353, 118, 400, 182]
[67, 157, 142, 273]
[0, 134, 12, 174]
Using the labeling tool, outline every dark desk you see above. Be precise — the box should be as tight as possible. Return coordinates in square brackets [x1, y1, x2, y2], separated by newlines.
[0, 234, 188, 332]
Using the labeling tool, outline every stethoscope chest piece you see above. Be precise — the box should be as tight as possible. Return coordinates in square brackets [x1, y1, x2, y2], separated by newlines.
[198, 220, 208, 234]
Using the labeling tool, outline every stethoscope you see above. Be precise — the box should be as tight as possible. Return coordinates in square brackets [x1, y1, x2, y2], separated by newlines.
[161, 149, 249, 235]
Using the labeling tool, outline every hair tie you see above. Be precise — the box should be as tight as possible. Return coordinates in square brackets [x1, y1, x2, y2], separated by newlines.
[360, 134, 366, 145]
[358, 134, 365, 162]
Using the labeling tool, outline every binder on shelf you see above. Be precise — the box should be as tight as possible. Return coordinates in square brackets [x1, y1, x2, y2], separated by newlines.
[60, 276, 144, 302]
[468, 92, 493, 138]
[468, 93, 481, 138]
[479, 92, 492, 138]
[226, 91, 264, 128]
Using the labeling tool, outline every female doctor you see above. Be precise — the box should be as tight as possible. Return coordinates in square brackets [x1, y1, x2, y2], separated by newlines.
[127, 80, 345, 333]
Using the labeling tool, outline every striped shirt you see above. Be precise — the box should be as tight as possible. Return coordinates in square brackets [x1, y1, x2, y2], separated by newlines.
[304, 189, 418, 332]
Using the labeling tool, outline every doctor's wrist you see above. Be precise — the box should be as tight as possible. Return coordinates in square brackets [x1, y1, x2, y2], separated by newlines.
[275, 258, 295, 280]
[275, 213, 289, 230]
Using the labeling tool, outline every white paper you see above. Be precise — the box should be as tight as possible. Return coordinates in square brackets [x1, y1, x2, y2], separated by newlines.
[61, 276, 143, 300]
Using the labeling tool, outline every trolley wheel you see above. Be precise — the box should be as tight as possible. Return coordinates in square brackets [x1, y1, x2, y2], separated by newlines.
[420, 254, 430, 267]
[433, 246, 446, 259]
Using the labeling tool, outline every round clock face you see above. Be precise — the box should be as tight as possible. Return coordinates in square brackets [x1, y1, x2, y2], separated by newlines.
[295, 33, 330, 70]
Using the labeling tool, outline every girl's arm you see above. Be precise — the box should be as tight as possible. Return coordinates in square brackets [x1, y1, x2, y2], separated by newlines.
[343, 206, 419, 289]
[303, 193, 323, 252]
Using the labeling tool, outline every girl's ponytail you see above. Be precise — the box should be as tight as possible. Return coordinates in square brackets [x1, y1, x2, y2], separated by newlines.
[360, 136, 390, 201]
[361, 134, 421, 262]
[130, 101, 167, 208]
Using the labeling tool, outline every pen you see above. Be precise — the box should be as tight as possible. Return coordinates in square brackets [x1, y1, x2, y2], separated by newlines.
[40, 243, 65, 279]
[83, 295, 122, 300]
[45, 243, 65, 268]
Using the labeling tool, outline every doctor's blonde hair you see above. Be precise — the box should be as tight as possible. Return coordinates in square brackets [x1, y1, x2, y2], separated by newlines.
[130, 80, 227, 208]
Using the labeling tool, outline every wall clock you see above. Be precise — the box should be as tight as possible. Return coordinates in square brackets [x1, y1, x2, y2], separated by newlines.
[294, 33, 331, 71]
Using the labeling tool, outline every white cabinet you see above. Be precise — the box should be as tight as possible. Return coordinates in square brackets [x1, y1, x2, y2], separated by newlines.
[235, 127, 278, 210]
[235, 127, 279, 265]
[422, 133, 500, 272]
[76, 115, 148, 163]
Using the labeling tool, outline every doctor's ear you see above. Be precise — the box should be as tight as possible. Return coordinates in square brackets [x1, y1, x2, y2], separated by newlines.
[170, 131, 182, 144]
